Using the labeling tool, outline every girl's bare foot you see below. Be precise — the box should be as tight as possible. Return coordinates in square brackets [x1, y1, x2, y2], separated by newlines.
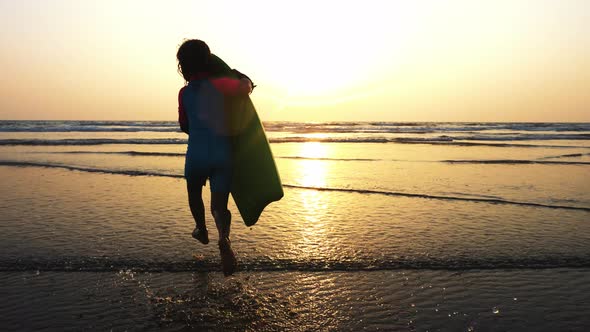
[218, 237, 237, 276]
[191, 227, 209, 244]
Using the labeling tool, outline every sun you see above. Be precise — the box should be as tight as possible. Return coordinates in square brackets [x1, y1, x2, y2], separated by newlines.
[238, 2, 401, 99]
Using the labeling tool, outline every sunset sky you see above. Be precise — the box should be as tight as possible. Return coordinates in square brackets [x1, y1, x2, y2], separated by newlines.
[0, 0, 588, 122]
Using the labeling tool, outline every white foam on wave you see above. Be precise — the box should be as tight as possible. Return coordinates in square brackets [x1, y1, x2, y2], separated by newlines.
[2, 121, 590, 135]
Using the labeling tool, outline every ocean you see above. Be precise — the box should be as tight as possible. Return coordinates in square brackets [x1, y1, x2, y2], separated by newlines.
[1, 121, 589, 331]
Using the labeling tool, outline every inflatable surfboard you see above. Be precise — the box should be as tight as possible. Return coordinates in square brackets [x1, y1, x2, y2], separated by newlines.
[210, 55, 284, 226]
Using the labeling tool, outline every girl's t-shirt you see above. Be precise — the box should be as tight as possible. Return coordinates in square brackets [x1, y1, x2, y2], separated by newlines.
[178, 73, 251, 133]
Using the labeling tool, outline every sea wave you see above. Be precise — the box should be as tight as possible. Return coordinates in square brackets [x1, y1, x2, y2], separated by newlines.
[2, 137, 588, 148]
[0, 138, 187, 146]
[539, 152, 590, 160]
[264, 122, 590, 134]
[30, 151, 590, 164]
[457, 133, 590, 141]
[1, 160, 588, 212]
[442, 159, 590, 165]
[2, 256, 590, 272]
[2, 121, 590, 134]
[41, 151, 381, 161]
[0, 160, 184, 178]
[0, 121, 179, 132]
[282, 184, 590, 211]
[50, 151, 187, 157]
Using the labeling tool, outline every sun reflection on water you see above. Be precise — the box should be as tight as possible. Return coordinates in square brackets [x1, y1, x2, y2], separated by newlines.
[293, 142, 334, 258]
[298, 142, 328, 188]
[296, 189, 330, 258]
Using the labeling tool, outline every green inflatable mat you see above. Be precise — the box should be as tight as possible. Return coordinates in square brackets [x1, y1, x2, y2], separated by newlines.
[210, 55, 284, 226]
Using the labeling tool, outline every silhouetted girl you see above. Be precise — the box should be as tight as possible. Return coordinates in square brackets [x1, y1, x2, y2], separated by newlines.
[176, 39, 252, 276]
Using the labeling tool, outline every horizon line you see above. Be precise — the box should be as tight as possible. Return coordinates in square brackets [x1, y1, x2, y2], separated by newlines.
[1, 119, 589, 124]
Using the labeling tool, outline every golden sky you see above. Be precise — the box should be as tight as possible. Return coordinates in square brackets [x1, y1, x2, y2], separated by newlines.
[0, 0, 588, 122]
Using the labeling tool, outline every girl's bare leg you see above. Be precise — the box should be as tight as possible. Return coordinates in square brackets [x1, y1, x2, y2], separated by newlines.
[187, 181, 208, 244]
[211, 191, 237, 276]
[211, 192, 231, 239]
